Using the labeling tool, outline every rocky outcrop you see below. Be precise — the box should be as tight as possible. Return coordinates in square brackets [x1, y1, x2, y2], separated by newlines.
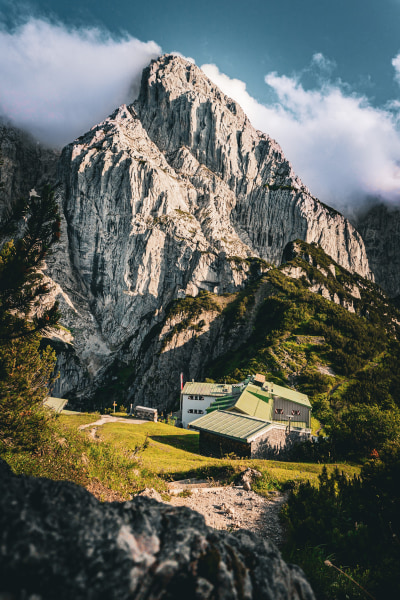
[43, 54, 374, 404]
[356, 203, 400, 298]
[0, 460, 315, 600]
[281, 239, 390, 316]
[236, 468, 263, 491]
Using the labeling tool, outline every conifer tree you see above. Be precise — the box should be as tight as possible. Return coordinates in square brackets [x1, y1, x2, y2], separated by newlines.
[0, 184, 61, 452]
[0, 185, 61, 339]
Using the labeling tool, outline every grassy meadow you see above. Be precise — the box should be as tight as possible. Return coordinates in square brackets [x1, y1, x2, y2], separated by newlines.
[44, 413, 360, 499]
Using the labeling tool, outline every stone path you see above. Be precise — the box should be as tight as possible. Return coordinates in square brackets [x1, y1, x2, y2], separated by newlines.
[167, 481, 287, 547]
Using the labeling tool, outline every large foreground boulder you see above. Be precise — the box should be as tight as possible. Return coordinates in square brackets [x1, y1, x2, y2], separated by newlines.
[0, 460, 315, 600]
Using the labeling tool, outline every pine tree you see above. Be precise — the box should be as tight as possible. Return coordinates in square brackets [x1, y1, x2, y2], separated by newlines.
[0, 184, 61, 339]
[0, 184, 61, 452]
[0, 334, 56, 451]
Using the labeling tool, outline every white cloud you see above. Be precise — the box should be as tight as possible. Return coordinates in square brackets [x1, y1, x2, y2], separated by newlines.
[0, 18, 161, 146]
[202, 60, 400, 214]
[2, 19, 400, 214]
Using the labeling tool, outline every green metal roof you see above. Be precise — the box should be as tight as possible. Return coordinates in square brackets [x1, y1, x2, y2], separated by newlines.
[189, 410, 272, 442]
[182, 382, 232, 396]
[264, 381, 311, 408]
[233, 385, 273, 421]
[204, 380, 310, 421]
[44, 397, 68, 413]
[206, 395, 237, 413]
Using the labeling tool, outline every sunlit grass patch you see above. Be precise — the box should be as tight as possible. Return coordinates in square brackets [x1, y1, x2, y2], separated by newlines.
[59, 412, 100, 427]
[67, 416, 360, 495]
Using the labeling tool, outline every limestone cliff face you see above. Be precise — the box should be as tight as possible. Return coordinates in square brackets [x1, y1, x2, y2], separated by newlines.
[0, 121, 59, 218]
[53, 102, 257, 397]
[356, 204, 400, 298]
[135, 55, 371, 275]
[2, 55, 375, 406]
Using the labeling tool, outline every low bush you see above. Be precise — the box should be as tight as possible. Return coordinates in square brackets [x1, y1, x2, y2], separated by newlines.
[281, 453, 400, 599]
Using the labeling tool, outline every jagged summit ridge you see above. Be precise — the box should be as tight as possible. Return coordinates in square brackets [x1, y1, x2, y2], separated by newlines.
[135, 54, 371, 274]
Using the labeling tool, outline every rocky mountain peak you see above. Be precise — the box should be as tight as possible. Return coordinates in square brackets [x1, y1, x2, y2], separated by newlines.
[135, 54, 295, 194]
[138, 53, 248, 124]
[134, 54, 371, 276]
[1, 55, 377, 404]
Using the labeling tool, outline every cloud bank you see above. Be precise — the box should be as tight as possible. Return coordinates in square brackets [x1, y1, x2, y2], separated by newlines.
[202, 59, 400, 214]
[1, 16, 400, 213]
[0, 18, 161, 146]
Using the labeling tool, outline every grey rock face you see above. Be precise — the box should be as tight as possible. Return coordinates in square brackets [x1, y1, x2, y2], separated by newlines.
[45, 55, 373, 403]
[127, 277, 274, 409]
[0, 55, 374, 404]
[0, 121, 59, 217]
[52, 102, 255, 397]
[356, 203, 400, 298]
[135, 55, 371, 275]
[0, 460, 315, 600]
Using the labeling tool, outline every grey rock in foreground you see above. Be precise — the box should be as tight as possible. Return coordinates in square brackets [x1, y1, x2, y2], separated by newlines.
[0, 460, 315, 600]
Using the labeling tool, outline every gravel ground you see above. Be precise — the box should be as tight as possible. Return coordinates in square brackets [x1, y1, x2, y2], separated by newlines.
[168, 484, 287, 547]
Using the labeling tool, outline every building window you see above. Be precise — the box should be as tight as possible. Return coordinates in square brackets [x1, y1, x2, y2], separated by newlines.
[188, 409, 204, 415]
[275, 408, 284, 415]
[291, 410, 300, 416]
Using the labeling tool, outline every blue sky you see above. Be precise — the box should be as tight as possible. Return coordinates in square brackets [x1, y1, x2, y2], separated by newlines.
[2, 0, 400, 213]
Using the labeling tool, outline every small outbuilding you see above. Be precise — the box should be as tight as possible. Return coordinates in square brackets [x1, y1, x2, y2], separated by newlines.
[135, 406, 158, 422]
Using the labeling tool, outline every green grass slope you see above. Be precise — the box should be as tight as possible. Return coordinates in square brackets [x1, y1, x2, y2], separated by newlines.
[93, 418, 359, 489]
